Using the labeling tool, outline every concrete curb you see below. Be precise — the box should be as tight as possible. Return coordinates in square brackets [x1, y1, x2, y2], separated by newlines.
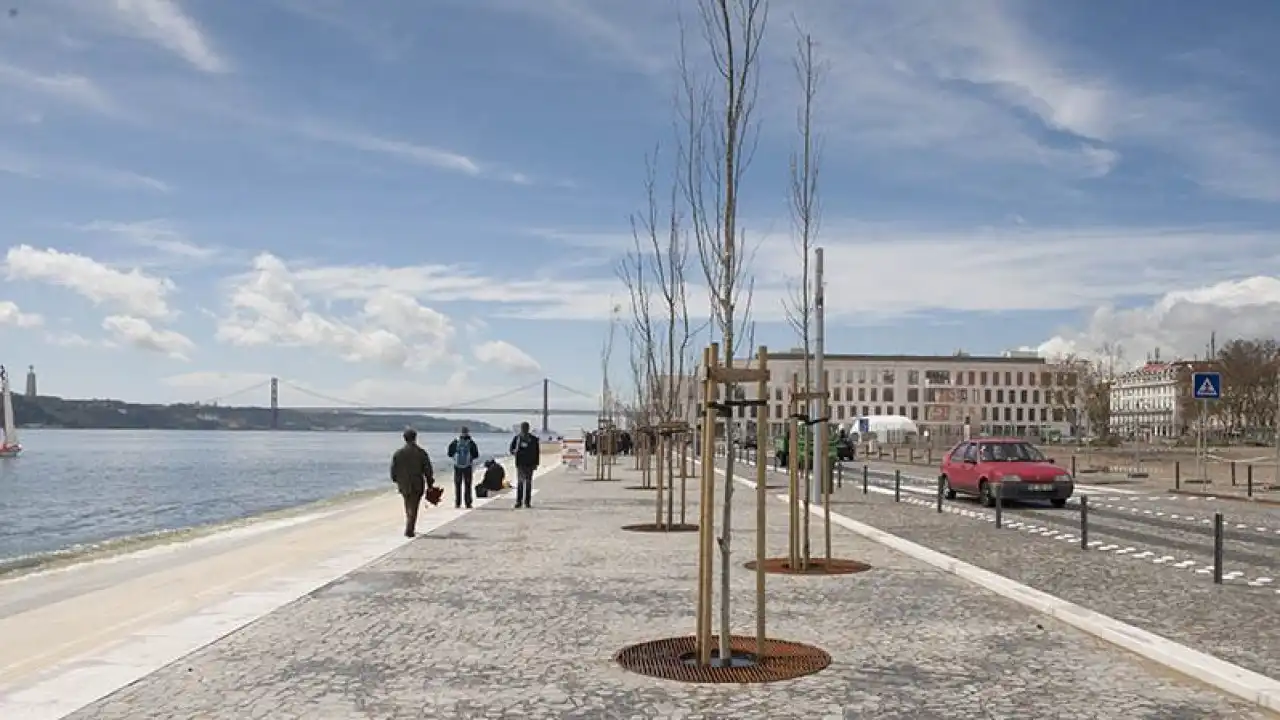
[698, 460, 1280, 712]
[1169, 489, 1280, 507]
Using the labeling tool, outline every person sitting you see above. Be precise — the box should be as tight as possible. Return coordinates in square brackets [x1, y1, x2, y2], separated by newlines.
[476, 458, 506, 498]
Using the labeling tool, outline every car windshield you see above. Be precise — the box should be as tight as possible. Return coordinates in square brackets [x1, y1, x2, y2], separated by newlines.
[979, 442, 1046, 462]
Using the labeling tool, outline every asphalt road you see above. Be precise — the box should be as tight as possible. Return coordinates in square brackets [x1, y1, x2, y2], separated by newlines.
[720, 451, 1280, 682]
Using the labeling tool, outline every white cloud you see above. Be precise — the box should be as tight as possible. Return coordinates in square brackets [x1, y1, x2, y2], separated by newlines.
[0, 301, 43, 328]
[44, 331, 93, 347]
[76, 219, 219, 261]
[215, 253, 457, 368]
[4, 244, 176, 318]
[474, 340, 541, 374]
[102, 0, 230, 74]
[1036, 276, 1280, 364]
[0, 150, 170, 192]
[102, 314, 195, 359]
[0, 62, 117, 115]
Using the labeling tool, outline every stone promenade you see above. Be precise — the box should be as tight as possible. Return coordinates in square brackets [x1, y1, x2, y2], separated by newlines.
[68, 462, 1271, 719]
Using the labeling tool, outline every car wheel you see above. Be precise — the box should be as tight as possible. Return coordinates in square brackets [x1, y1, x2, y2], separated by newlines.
[1050, 498, 1067, 508]
[979, 480, 995, 507]
[941, 475, 957, 500]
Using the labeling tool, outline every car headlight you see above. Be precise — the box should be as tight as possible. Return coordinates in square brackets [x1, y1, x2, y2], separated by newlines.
[1001, 474, 1022, 482]
[1055, 473, 1072, 483]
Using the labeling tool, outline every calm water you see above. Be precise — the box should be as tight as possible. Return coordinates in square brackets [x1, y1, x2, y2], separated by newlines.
[0, 429, 512, 563]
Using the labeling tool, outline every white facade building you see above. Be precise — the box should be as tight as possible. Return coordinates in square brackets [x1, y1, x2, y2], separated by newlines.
[1107, 361, 1202, 439]
[688, 351, 1085, 443]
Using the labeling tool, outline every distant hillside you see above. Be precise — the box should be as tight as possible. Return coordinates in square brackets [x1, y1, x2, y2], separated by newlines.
[4, 394, 503, 434]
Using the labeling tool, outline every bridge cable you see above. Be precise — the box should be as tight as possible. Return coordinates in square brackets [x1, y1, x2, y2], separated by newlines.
[277, 379, 374, 408]
[452, 380, 545, 409]
[199, 380, 271, 405]
[546, 378, 599, 401]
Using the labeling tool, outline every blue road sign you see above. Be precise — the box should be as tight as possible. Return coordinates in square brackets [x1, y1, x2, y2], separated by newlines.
[858, 417, 870, 434]
[1192, 371, 1222, 400]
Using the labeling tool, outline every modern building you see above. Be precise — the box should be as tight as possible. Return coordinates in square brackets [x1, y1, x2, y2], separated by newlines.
[24, 365, 36, 398]
[1108, 360, 1210, 439]
[686, 350, 1086, 443]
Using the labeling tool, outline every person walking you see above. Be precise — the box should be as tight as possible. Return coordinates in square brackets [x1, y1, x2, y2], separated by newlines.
[509, 421, 540, 509]
[447, 426, 480, 509]
[390, 428, 434, 537]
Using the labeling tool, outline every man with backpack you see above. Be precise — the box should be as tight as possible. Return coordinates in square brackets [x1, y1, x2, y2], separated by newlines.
[447, 426, 480, 509]
[509, 421, 540, 509]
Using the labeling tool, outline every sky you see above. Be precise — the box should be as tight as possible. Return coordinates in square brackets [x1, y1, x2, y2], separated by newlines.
[3, 0, 1280, 425]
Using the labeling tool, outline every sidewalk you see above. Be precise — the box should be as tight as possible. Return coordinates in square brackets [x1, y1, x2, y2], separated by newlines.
[56, 462, 1271, 719]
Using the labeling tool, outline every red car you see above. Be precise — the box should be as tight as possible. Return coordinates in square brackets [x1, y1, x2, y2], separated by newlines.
[939, 437, 1074, 508]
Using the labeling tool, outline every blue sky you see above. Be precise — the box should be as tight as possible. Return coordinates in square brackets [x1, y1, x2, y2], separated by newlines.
[3, 0, 1280, 421]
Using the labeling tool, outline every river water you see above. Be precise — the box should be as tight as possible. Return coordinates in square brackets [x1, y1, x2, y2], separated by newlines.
[0, 429, 514, 567]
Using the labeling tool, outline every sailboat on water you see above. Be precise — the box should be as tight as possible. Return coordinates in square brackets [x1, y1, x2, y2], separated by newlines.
[0, 365, 20, 458]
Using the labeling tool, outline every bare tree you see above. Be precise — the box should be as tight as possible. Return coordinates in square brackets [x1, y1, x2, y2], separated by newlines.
[679, 0, 769, 664]
[620, 146, 699, 522]
[780, 22, 826, 569]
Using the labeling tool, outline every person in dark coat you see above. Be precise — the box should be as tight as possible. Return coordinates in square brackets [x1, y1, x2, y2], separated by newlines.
[476, 458, 506, 498]
[509, 421, 541, 509]
[390, 428, 434, 537]
[446, 426, 481, 509]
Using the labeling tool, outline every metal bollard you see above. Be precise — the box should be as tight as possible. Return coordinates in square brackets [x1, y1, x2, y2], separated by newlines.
[1071, 455, 1077, 476]
[863, 465, 869, 494]
[994, 483, 1003, 529]
[837, 462, 843, 489]
[894, 470, 901, 502]
[893, 446, 899, 462]
[1248, 465, 1254, 498]
[1175, 461, 1181, 490]
[1213, 512, 1224, 584]
[1232, 461, 1237, 487]
[936, 475, 944, 513]
[1079, 495, 1089, 550]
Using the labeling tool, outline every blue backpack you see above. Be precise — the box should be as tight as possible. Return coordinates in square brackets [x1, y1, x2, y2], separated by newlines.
[454, 438, 473, 468]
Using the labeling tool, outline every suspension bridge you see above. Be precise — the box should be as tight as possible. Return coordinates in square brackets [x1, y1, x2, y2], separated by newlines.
[192, 377, 601, 432]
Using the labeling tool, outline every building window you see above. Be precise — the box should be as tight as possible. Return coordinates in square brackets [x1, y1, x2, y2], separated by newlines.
[1016, 407, 1023, 422]
[857, 369, 867, 383]
[910, 406, 919, 420]
[1004, 372, 1012, 385]
[997, 389, 1004, 403]
[925, 370, 951, 385]
[968, 371, 976, 385]
[862, 405, 869, 416]
[992, 372, 1000, 386]
[1028, 373, 1036, 386]
[874, 406, 882, 415]
[1017, 372, 1024, 385]
[1041, 372, 1052, 386]
[837, 406, 845, 419]
[907, 388, 919, 402]
[883, 387, 895, 402]
[1033, 389, 1040, 404]
[908, 370, 920, 385]
[981, 407, 988, 421]
[774, 388, 782, 401]
[980, 371, 989, 385]
[858, 388, 866, 402]
[1020, 390, 1028, 404]
[1003, 407, 1012, 422]
[984, 389, 992, 403]
[899, 405, 906, 416]
[882, 369, 895, 385]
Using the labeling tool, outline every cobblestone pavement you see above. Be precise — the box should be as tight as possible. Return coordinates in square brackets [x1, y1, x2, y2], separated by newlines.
[730, 457, 1280, 683]
[68, 463, 1272, 719]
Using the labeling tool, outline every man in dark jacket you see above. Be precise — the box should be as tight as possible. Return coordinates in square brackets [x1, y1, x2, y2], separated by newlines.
[447, 426, 480, 509]
[509, 421, 540, 509]
[390, 428, 434, 537]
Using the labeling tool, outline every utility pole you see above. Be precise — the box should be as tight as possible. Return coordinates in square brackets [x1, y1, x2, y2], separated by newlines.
[1274, 363, 1279, 485]
[542, 378, 550, 434]
[269, 377, 279, 430]
[812, 248, 826, 506]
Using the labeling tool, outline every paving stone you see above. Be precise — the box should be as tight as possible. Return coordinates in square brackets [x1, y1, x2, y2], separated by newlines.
[68, 461, 1272, 719]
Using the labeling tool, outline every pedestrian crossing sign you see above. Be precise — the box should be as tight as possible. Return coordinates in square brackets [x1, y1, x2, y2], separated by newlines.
[1192, 372, 1221, 400]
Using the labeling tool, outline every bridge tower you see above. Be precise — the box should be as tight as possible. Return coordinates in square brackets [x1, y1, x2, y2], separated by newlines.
[270, 377, 279, 430]
[542, 378, 549, 434]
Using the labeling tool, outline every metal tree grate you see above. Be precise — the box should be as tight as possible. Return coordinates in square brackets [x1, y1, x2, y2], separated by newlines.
[615, 635, 830, 683]
[743, 557, 873, 575]
[623, 485, 658, 491]
[621, 522, 699, 533]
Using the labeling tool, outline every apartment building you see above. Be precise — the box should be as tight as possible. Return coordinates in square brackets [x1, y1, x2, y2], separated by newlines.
[686, 350, 1085, 442]
[1108, 361, 1207, 439]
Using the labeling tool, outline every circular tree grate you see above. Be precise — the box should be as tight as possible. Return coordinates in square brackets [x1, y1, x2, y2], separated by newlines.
[616, 635, 829, 683]
[743, 557, 872, 575]
[624, 485, 657, 491]
[621, 522, 699, 533]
